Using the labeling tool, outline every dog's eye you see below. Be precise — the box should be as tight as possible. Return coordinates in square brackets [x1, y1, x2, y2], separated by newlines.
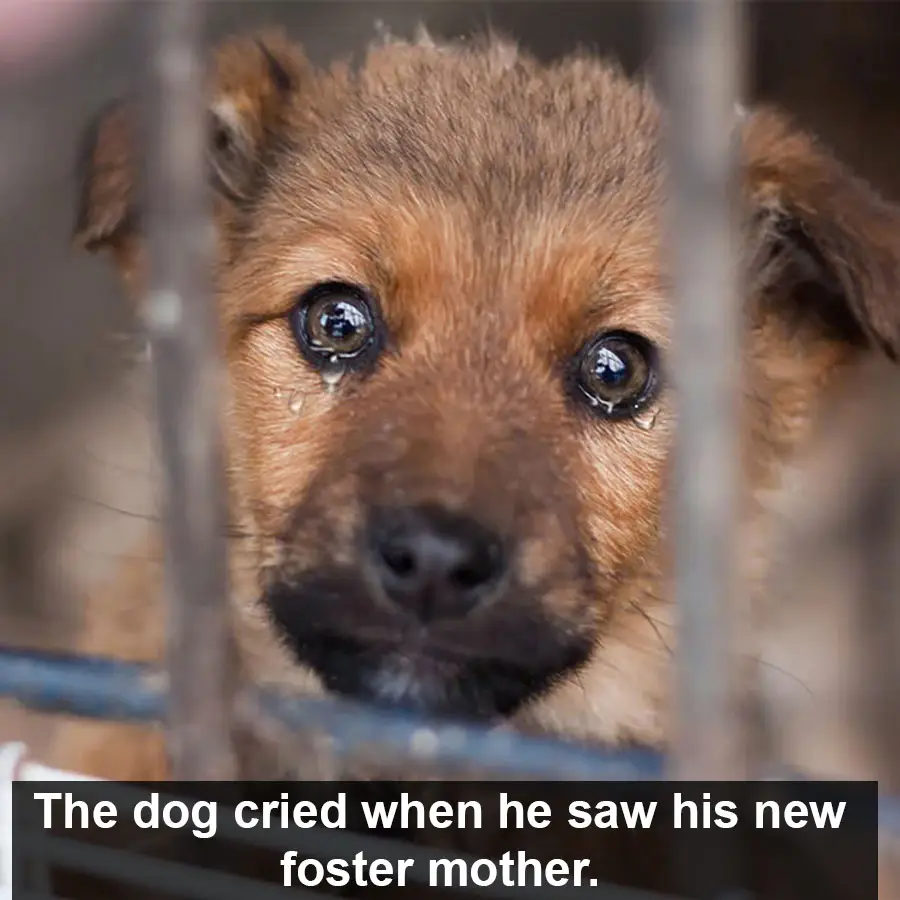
[574, 331, 659, 418]
[289, 282, 379, 368]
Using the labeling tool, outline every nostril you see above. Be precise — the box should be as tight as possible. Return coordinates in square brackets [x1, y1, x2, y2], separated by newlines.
[449, 541, 502, 591]
[450, 564, 482, 591]
[379, 541, 417, 579]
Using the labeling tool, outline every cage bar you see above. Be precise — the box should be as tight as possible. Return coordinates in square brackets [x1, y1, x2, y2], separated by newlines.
[140, 0, 237, 780]
[0, 647, 663, 781]
[657, 0, 747, 782]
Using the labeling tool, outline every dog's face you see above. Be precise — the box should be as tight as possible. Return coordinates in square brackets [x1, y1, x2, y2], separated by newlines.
[76, 31, 900, 745]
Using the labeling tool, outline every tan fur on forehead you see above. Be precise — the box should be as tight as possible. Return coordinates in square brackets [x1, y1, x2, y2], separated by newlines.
[352, 34, 656, 131]
[271, 31, 663, 218]
[228, 32, 668, 363]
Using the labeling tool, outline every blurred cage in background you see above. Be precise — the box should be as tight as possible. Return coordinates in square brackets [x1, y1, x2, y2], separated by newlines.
[0, 0, 899, 898]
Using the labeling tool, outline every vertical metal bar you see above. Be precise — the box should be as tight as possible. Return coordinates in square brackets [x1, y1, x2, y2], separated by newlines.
[657, 0, 746, 782]
[141, 0, 238, 779]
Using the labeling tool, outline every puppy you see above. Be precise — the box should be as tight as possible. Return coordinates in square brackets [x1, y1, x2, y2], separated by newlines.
[50, 27, 900, 780]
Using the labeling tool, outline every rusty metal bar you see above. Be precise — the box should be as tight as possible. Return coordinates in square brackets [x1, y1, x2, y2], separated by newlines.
[657, 0, 746, 782]
[141, 0, 237, 779]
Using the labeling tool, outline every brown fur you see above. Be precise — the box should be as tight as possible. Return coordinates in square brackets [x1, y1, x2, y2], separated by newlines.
[52, 28, 900, 779]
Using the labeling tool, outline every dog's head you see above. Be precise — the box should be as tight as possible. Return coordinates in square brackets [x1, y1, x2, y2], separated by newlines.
[75, 30, 900, 744]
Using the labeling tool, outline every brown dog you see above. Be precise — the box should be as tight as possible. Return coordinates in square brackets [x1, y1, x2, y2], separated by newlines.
[49, 27, 900, 780]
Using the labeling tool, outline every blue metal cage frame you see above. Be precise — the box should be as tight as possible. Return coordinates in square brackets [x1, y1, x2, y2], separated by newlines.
[2, 645, 899, 835]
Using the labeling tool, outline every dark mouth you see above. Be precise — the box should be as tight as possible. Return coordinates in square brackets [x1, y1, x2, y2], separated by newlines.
[263, 578, 594, 722]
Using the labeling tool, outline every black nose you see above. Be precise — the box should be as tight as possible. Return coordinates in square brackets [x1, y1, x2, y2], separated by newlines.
[369, 505, 506, 621]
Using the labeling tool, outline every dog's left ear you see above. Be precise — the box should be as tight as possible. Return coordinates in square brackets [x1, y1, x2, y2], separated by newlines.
[742, 108, 900, 361]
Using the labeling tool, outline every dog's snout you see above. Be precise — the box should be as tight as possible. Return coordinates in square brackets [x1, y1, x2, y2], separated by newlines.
[370, 505, 505, 621]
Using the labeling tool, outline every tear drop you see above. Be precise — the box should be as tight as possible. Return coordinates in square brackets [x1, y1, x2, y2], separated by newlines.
[322, 368, 344, 394]
[634, 408, 659, 432]
[288, 390, 306, 416]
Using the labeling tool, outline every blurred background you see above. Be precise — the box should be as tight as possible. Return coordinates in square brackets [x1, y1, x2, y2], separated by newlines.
[2, 1, 900, 789]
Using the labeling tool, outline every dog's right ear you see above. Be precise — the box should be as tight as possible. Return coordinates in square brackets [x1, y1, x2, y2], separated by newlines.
[73, 30, 309, 284]
[741, 107, 900, 362]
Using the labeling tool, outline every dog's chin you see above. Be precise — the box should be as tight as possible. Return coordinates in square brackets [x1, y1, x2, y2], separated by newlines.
[262, 577, 595, 723]
[307, 640, 575, 722]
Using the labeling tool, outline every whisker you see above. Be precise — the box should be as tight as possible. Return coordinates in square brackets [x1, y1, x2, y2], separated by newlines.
[628, 599, 673, 656]
[754, 658, 815, 700]
[77, 444, 156, 479]
[63, 491, 261, 541]
[65, 491, 160, 523]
